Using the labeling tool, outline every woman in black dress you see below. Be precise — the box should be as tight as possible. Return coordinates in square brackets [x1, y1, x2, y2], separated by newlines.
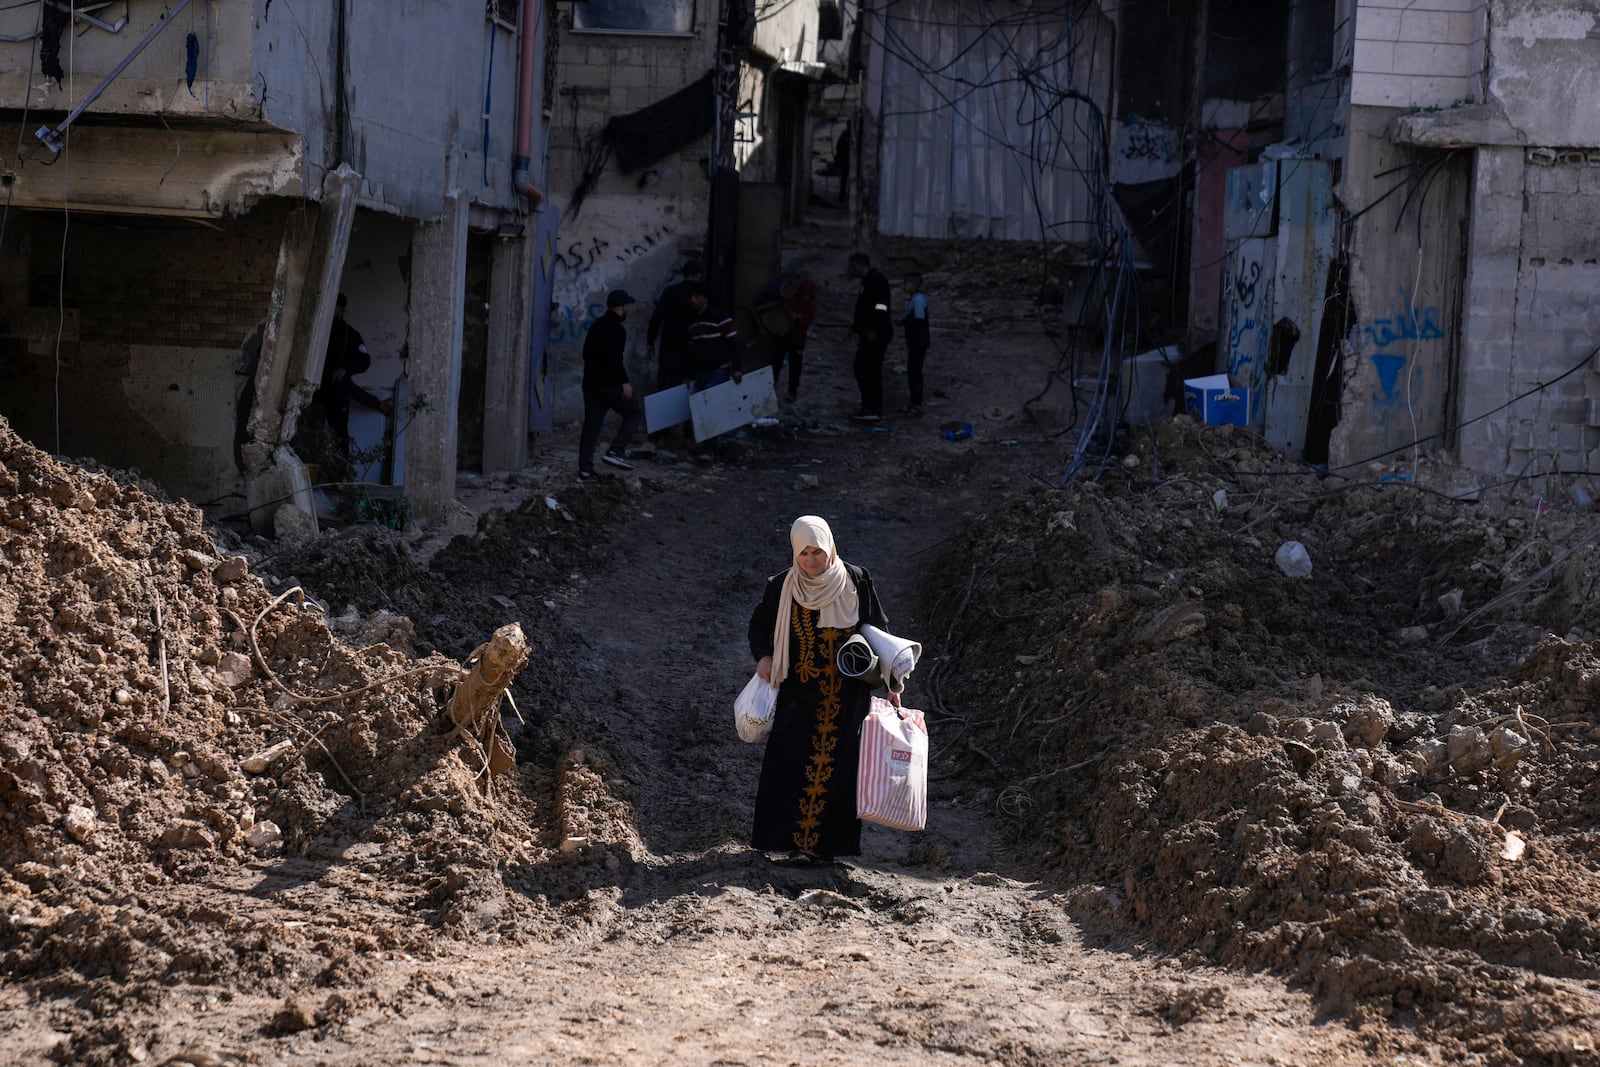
[747, 516, 899, 860]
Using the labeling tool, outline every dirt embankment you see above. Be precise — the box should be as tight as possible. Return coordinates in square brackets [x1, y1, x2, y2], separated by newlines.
[0, 420, 646, 1063]
[929, 415, 1600, 1064]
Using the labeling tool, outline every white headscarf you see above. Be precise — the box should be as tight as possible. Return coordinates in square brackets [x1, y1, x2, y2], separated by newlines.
[770, 515, 859, 687]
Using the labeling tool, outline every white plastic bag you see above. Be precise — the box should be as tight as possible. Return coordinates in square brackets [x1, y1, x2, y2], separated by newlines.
[734, 673, 778, 743]
[857, 697, 928, 831]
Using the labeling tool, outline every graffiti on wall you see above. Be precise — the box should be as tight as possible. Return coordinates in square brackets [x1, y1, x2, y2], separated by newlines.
[1121, 120, 1177, 162]
[554, 237, 612, 277]
[1362, 287, 1444, 409]
[1224, 248, 1273, 385]
[548, 223, 676, 350]
[548, 302, 606, 346]
[552, 225, 673, 280]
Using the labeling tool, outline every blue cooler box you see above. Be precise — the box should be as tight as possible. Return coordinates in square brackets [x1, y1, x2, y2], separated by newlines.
[1183, 374, 1251, 427]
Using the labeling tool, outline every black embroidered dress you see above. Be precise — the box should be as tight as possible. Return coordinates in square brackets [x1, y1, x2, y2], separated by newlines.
[747, 563, 888, 858]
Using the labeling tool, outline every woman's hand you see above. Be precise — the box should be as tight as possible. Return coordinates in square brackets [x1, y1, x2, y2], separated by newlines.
[756, 655, 773, 682]
[885, 688, 902, 709]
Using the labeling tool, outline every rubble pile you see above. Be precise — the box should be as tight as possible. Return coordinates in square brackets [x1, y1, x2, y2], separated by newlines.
[0, 417, 629, 1007]
[931, 416, 1600, 1063]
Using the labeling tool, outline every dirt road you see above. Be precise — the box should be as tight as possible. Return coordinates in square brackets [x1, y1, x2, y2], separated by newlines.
[5, 224, 1600, 1065]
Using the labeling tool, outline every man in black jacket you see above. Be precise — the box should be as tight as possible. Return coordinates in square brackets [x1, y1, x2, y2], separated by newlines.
[646, 259, 703, 392]
[579, 289, 644, 480]
[848, 252, 893, 420]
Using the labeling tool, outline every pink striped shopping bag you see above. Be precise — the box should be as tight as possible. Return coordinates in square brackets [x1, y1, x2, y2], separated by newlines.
[857, 697, 928, 831]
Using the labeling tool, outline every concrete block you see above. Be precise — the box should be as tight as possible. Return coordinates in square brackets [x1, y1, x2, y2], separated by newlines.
[1466, 208, 1521, 261]
[1525, 165, 1580, 196]
[1559, 194, 1600, 227]
[1351, 72, 1415, 107]
[1354, 39, 1395, 74]
[1357, 8, 1401, 40]
[1397, 10, 1452, 43]
[568, 64, 611, 88]
[1448, 11, 1483, 45]
[1551, 398, 1588, 423]
[613, 64, 651, 89]
[1393, 42, 1472, 80]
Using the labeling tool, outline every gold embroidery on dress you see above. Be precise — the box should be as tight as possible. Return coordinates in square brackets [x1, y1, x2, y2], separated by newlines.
[792, 602, 821, 683]
[792, 604, 845, 854]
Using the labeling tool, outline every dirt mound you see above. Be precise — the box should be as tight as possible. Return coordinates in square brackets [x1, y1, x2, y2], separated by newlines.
[930, 416, 1600, 1064]
[0, 417, 637, 1015]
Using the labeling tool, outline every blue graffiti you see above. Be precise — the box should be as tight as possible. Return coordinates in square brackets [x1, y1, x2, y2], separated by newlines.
[1226, 292, 1271, 377]
[548, 303, 605, 346]
[1224, 251, 1272, 382]
[1363, 290, 1443, 351]
[1370, 353, 1408, 405]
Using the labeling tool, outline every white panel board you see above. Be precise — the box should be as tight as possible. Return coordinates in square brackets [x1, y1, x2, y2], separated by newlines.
[688, 375, 780, 442]
[644, 384, 691, 432]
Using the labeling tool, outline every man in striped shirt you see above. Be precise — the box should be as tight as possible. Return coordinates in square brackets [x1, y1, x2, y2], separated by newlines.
[686, 285, 744, 392]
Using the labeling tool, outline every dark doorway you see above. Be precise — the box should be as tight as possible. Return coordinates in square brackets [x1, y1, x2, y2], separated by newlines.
[457, 231, 494, 473]
[773, 75, 810, 225]
[1303, 258, 1348, 465]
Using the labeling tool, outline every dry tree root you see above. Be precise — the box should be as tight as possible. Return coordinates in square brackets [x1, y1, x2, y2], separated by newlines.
[446, 623, 531, 785]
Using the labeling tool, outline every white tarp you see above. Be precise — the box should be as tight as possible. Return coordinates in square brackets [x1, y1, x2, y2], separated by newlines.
[869, 0, 1115, 242]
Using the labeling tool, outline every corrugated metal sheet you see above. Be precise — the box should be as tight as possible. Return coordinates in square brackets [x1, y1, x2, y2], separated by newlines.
[874, 0, 1113, 242]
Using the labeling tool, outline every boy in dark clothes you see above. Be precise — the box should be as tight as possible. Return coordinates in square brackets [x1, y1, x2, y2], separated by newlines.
[900, 272, 930, 415]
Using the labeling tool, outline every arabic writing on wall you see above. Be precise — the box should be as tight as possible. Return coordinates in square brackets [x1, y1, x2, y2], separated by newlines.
[1362, 287, 1444, 410]
[1224, 250, 1272, 389]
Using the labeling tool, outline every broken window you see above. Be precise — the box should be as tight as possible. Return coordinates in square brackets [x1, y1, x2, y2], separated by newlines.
[486, 0, 521, 30]
[573, 0, 694, 35]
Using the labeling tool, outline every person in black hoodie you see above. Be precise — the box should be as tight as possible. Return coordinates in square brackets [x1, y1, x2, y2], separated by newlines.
[646, 259, 703, 392]
[578, 289, 644, 481]
[848, 252, 893, 420]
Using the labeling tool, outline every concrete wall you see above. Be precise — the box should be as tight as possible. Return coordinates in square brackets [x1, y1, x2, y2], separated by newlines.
[750, 2, 823, 70]
[2, 3, 548, 223]
[545, 14, 718, 417]
[1488, 0, 1600, 147]
[1456, 147, 1600, 476]
[0, 204, 286, 505]
[1328, 107, 1472, 470]
[1379, 1, 1600, 478]
[740, 0, 824, 187]
[1351, 0, 1486, 108]
[0, 1, 258, 118]
[335, 5, 539, 220]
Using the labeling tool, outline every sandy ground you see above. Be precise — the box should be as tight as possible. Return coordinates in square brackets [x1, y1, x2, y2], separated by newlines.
[4, 217, 1600, 1066]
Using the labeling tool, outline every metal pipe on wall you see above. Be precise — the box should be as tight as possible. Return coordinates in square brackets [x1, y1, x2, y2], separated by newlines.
[512, 0, 546, 206]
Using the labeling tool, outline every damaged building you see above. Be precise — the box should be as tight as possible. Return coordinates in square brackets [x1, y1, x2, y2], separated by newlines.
[850, 0, 1600, 485]
[542, 0, 836, 413]
[0, 1, 557, 532]
[3, 0, 1594, 523]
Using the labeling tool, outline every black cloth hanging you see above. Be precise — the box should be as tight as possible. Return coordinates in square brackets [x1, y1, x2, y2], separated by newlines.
[39, 4, 69, 85]
[602, 70, 715, 174]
